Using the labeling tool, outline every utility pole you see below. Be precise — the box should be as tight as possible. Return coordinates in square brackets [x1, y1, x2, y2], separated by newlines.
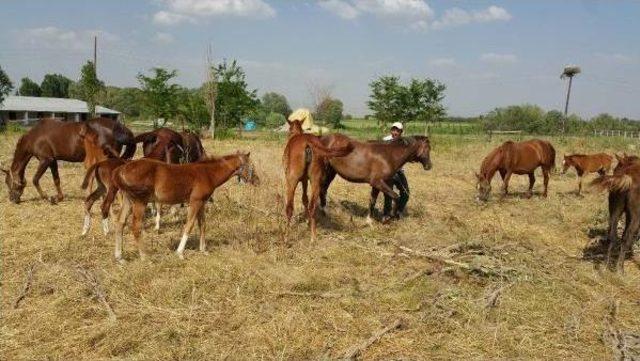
[205, 43, 218, 139]
[561, 65, 581, 134]
[93, 36, 97, 74]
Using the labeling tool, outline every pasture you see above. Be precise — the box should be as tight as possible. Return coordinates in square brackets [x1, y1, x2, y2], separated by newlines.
[2, 129, 640, 360]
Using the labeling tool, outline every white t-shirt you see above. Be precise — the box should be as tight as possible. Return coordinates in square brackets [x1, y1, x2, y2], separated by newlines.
[383, 135, 393, 141]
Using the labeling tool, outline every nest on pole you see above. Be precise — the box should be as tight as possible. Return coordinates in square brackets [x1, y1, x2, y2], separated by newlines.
[561, 65, 581, 79]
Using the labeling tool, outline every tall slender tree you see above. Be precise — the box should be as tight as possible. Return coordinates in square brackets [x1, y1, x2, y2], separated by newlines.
[0, 65, 14, 104]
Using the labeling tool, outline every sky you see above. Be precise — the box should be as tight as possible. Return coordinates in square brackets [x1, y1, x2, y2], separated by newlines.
[1, 0, 639, 119]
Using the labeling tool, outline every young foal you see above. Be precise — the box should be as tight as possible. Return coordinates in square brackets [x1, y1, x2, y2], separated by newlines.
[318, 134, 432, 224]
[283, 124, 354, 240]
[112, 152, 259, 262]
[591, 154, 640, 273]
[562, 153, 612, 195]
[476, 139, 556, 201]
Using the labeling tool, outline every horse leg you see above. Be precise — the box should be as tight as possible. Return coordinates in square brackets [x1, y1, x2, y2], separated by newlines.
[606, 191, 625, 269]
[308, 166, 323, 243]
[576, 169, 584, 195]
[284, 176, 298, 228]
[154, 202, 162, 231]
[131, 201, 147, 260]
[371, 179, 399, 224]
[368, 188, 380, 225]
[618, 207, 640, 274]
[502, 171, 512, 196]
[197, 206, 207, 253]
[526, 173, 535, 198]
[81, 181, 106, 236]
[114, 196, 132, 263]
[542, 167, 550, 197]
[176, 200, 203, 259]
[101, 185, 119, 235]
[301, 176, 309, 219]
[49, 160, 64, 203]
[320, 168, 337, 213]
[32, 158, 52, 202]
[499, 169, 506, 180]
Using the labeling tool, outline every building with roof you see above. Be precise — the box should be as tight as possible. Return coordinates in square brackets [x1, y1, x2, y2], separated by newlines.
[0, 96, 120, 125]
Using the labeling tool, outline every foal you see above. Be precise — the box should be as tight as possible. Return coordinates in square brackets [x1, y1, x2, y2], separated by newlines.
[591, 154, 640, 273]
[562, 153, 612, 195]
[283, 124, 353, 240]
[112, 152, 259, 262]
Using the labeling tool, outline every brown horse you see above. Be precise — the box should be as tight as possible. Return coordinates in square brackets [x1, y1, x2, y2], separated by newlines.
[591, 154, 640, 273]
[283, 128, 354, 240]
[135, 128, 185, 163]
[1, 117, 135, 204]
[80, 131, 204, 236]
[318, 134, 432, 224]
[180, 130, 207, 162]
[112, 152, 259, 262]
[475, 139, 556, 202]
[562, 153, 613, 194]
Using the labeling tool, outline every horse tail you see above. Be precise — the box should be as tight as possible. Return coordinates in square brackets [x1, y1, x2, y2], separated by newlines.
[306, 136, 353, 158]
[591, 174, 634, 192]
[81, 162, 100, 190]
[548, 143, 557, 171]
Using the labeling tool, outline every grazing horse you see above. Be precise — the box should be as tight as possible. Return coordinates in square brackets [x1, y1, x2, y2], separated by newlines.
[135, 128, 185, 163]
[283, 126, 354, 240]
[562, 153, 613, 195]
[1, 117, 135, 204]
[318, 134, 432, 224]
[112, 152, 259, 262]
[591, 154, 640, 273]
[475, 139, 556, 202]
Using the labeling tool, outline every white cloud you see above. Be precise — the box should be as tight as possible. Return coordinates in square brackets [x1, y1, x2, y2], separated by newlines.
[318, 0, 434, 29]
[429, 57, 456, 67]
[480, 52, 518, 64]
[432, 5, 511, 30]
[153, 32, 175, 44]
[153, 10, 194, 25]
[319, 0, 359, 20]
[153, 0, 275, 25]
[596, 53, 636, 65]
[20, 27, 118, 50]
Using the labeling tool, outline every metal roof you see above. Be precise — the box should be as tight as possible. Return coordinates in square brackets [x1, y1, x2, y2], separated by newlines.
[0, 96, 120, 114]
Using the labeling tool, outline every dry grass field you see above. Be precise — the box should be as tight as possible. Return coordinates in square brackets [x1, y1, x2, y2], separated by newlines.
[2, 130, 640, 360]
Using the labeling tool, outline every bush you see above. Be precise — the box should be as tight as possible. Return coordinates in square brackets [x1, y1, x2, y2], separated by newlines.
[265, 112, 286, 128]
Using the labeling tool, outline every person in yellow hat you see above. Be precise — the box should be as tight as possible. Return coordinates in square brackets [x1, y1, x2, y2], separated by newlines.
[382, 122, 409, 220]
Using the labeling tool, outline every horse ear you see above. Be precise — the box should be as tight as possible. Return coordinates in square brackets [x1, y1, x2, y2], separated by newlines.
[616, 153, 623, 162]
[245, 151, 251, 157]
[286, 119, 292, 126]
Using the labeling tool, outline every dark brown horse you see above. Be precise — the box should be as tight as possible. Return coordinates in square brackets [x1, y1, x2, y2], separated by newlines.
[591, 154, 640, 273]
[318, 134, 432, 224]
[562, 153, 613, 194]
[475, 139, 556, 202]
[1, 117, 135, 204]
[180, 130, 207, 163]
[283, 126, 354, 241]
[112, 153, 259, 262]
[135, 127, 206, 164]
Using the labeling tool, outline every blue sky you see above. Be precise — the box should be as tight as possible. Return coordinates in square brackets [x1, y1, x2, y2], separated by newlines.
[1, 0, 639, 118]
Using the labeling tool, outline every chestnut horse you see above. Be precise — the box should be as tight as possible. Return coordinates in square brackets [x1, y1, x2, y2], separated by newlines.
[112, 152, 259, 262]
[318, 134, 432, 224]
[80, 132, 204, 236]
[475, 139, 555, 202]
[562, 153, 612, 194]
[591, 154, 640, 273]
[283, 124, 354, 240]
[1, 117, 135, 204]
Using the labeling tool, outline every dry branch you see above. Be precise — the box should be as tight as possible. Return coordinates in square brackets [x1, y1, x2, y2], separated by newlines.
[340, 318, 404, 360]
[76, 266, 117, 323]
[602, 300, 640, 360]
[395, 244, 514, 278]
[275, 291, 342, 299]
[13, 262, 37, 309]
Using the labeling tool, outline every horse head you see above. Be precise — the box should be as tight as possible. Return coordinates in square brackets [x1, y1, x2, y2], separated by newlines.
[561, 154, 571, 174]
[1, 167, 25, 204]
[287, 119, 304, 136]
[411, 136, 432, 170]
[235, 151, 260, 186]
[475, 172, 491, 202]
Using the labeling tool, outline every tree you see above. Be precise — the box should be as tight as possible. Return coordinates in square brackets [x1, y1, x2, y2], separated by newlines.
[261, 92, 291, 117]
[41, 74, 73, 98]
[99, 86, 144, 117]
[214, 59, 259, 129]
[406, 78, 446, 126]
[177, 88, 210, 131]
[0, 65, 13, 105]
[265, 111, 286, 127]
[137, 67, 181, 128]
[18, 77, 41, 96]
[367, 76, 405, 129]
[316, 97, 344, 128]
[72, 61, 104, 116]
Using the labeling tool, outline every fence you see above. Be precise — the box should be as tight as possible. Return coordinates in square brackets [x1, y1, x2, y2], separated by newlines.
[593, 130, 640, 138]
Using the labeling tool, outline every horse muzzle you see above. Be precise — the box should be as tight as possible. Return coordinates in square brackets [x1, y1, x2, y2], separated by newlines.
[423, 162, 432, 171]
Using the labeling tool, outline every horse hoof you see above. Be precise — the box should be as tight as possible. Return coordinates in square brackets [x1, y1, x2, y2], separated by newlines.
[116, 258, 126, 265]
[366, 216, 374, 226]
[49, 196, 58, 205]
[381, 216, 392, 224]
[176, 252, 185, 260]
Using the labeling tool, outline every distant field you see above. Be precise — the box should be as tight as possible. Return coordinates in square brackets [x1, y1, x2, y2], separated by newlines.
[2, 131, 640, 360]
